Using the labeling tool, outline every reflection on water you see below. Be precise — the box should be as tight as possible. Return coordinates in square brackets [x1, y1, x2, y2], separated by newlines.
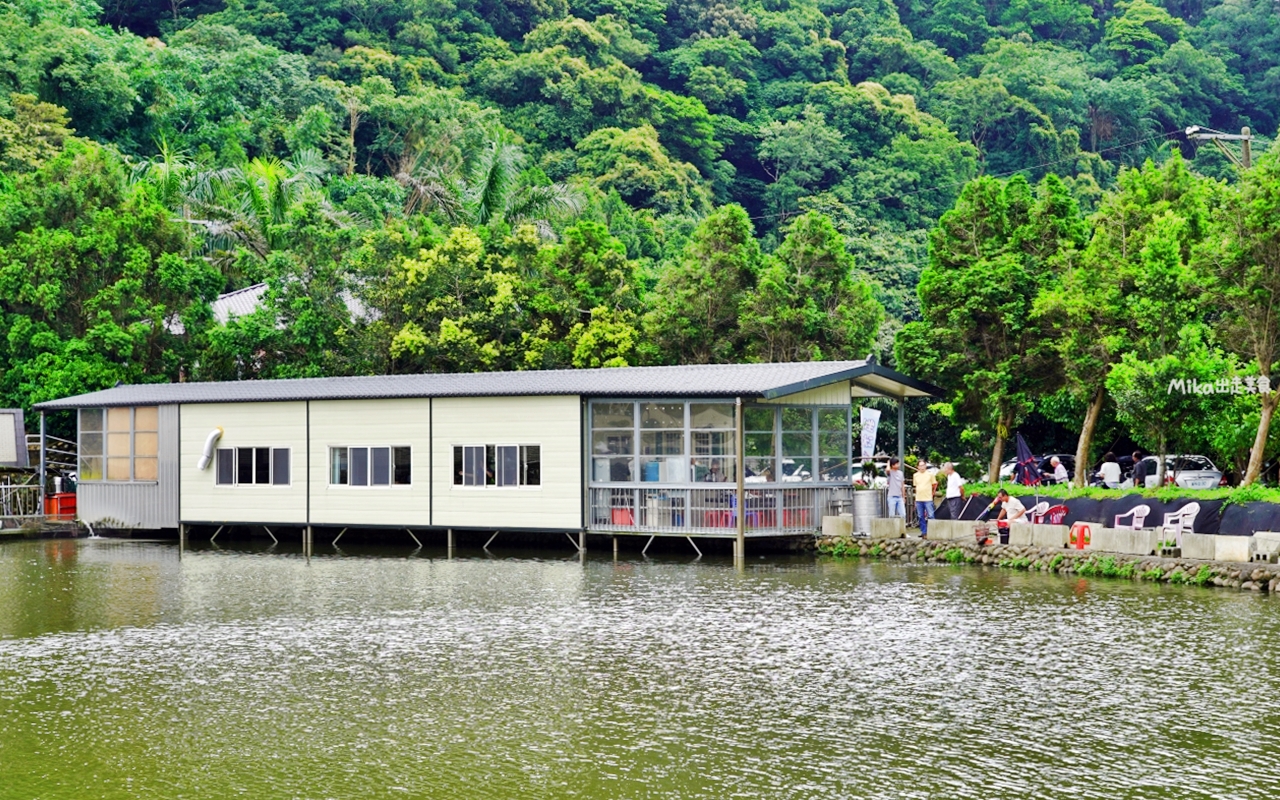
[2, 539, 1279, 799]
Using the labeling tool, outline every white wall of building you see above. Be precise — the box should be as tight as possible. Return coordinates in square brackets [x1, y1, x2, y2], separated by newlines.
[431, 395, 582, 530]
[309, 398, 431, 526]
[179, 402, 308, 524]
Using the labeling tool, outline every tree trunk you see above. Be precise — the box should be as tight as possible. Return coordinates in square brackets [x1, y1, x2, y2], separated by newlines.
[1155, 437, 1167, 486]
[987, 413, 1011, 483]
[1244, 391, 1279, 485]
[1073, 386, 1105, 488]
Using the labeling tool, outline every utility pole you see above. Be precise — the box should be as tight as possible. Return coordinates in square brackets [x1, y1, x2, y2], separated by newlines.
[1185, 126, 1254, 169]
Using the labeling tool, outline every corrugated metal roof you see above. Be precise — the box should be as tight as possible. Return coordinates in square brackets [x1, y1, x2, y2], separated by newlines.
[33, 360, 938, 410]
[212, 283, 268, 324]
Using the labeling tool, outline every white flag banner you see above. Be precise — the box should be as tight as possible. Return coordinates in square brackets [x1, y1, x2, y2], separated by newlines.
[859, 407, 881, 460]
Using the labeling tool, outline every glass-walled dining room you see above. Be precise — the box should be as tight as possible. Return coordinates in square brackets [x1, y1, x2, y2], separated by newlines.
[587, 399, 854, 536]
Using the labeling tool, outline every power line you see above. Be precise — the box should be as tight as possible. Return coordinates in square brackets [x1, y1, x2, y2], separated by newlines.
[749, 129, 1178, 224]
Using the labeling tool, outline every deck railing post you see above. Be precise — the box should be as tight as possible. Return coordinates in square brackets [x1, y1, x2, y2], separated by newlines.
[735, 396, 745, 561]
[38, 411, 46, 521]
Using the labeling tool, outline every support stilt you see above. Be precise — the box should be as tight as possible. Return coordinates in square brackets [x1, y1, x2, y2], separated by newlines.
[564, 532, 583, 552]
[641, 535, 655, 556]
[304, 525, 312, 558]
[483, 531, 500, 550]
[686, 536, 702, 558]
[447, 528, 454, 549]
[179, 523, 186, 557]
[332, 527, 347, 546]
[209, 525, 224, 544]
[407, 529, 423, 548]
[578, 530, 586, 552]
[612, 536, 618, 560]
[263, 526, 278, 544]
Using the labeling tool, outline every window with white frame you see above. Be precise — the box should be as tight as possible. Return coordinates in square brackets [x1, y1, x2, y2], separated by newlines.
[78, 406, 159, 482]
[452, 445, 540, 487]
[215, 447, 291, 486]
[330, 446, 411, 486]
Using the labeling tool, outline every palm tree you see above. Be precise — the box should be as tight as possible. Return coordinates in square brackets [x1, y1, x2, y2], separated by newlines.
[396, 130, 584, 235]
[185, 149, 338, 259]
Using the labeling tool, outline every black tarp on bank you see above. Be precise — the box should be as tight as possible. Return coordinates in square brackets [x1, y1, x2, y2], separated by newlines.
[932, 493, 1238, 533]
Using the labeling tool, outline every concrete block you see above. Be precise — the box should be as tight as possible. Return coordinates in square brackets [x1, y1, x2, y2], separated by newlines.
[1181, 532, 1216, 560]
[1007, 525, 1034, 547]
[1253, 531, 1280, 556]
[822, 514, 852, 538]
[870, 517, 906, 539]
[927, 519, 974, 541]
[1215, 535, 1253, 563]
[1030, 524, 1069, 548]
[1090, 527, 1159, 556]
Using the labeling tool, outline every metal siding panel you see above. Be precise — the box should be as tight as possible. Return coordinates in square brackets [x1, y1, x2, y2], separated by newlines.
[432, 395, 581, 530]
[179, 402, 309, 524]
[308, 398, 433, 526]
[75, 404, 179, 529]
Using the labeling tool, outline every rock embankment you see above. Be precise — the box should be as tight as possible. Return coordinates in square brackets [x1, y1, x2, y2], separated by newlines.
[816, 537, 1280, 592]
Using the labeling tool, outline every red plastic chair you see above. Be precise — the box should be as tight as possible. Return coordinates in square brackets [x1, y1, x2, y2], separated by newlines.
[1043, 504, 1068, 525]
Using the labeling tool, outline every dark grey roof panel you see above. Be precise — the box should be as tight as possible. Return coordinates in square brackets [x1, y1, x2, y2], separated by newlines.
[34, 360, 932, 410]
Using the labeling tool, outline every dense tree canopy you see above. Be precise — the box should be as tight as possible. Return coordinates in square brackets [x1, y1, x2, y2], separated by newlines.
[1, 0, 1278, 477]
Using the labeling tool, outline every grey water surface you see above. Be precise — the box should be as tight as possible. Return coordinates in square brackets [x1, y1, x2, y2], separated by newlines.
[1, 538, 1277, 799]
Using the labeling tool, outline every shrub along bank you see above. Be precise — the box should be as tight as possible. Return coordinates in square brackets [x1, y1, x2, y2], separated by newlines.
[817, 537, 1280, 593]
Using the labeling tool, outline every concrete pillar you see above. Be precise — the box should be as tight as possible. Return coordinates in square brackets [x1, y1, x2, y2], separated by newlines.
[897, 397, 905, 467]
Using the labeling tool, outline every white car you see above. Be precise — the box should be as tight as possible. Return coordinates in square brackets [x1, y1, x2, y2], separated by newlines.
[1132, 455, 1224, 489]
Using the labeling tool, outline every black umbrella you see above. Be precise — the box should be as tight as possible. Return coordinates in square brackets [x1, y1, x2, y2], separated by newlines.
[1013, 433, 1043, 487]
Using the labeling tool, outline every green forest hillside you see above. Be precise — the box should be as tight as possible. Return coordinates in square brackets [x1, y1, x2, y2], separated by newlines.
[1, 0, 1278, 476]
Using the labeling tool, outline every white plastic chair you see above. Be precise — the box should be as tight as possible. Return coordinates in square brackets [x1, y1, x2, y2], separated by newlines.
[1028, 501, 1050, 523]
[1161, 502, 1200, 546]
[1114, 504, 1151, 530]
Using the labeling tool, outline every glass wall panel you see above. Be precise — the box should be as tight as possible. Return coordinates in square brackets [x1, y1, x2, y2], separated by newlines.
[80, 408, 103, 433]
[134, 432, 158, 458]
[592, 403, 634, 428]
[781, 407, 812, 431]
[350, 447, 369, 486]
[332, 448, 349, 484]
[134, 406, 158, 432]
[107, 407, 131, 432]
[592, 431, 633, 455]
[743, 406, 774, 432]
[640, 402, 683, 429]
[134, 457, 158, 481]
[690, 403, 734, 429]
[273, 449, 291, 485]
[393, 447, 411, 485]
[371, 447, 391, 486]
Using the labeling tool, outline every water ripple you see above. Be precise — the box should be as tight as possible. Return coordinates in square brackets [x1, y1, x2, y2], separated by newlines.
[1, 542, 1278, 799]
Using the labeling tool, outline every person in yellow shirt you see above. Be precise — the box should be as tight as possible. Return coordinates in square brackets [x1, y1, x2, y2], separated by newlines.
[913, 460, 937, 537]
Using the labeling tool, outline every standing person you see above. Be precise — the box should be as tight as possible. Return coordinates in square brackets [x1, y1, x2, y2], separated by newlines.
[885, 458, 905, 519]
[1099, 452, 1122, 488]
[1049, 456, 1069, 484]
[914, 460, 937, 537]
[1131, 451, 1148, 488]
[943, 463, 965, 520]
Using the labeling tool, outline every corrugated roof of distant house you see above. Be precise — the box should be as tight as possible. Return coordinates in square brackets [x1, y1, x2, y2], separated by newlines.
[33, 360, 940, 410]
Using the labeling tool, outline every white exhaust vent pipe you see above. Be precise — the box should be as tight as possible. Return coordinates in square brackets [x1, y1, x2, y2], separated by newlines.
[197, 427, 223, 470]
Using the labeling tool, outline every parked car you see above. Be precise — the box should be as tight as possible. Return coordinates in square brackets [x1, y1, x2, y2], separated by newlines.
[1130, 455, 1225, 489]
[998, 454, 1075, 483]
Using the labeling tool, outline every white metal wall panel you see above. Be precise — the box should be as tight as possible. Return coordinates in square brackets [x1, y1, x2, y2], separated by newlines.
[431, 395, 581, 530]
[179, 402, 308, 525]
[78, 404, 180, 529]
[760, 381, 850, 405]
[309, 398, 432, 526]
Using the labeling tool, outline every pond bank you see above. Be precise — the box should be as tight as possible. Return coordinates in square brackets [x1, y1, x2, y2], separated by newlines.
[817, 536, 1280, 592]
